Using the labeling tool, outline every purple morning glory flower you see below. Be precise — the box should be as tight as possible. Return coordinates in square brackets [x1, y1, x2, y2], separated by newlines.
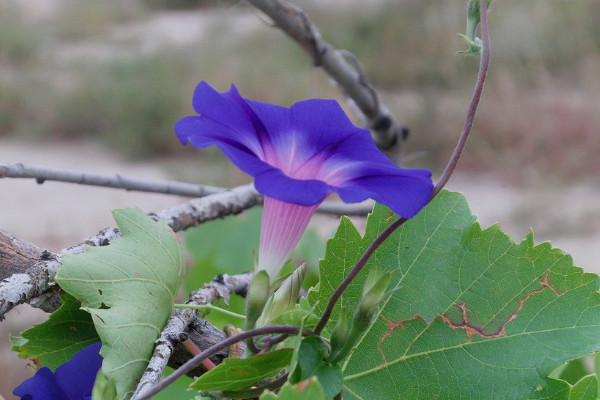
[14, 342, 103, 400]
[176, 82, 433, 279]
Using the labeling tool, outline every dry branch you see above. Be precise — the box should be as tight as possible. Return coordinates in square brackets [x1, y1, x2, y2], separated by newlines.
[133, 272, 253, 398]
[0, 162, 223, 197]
[0, 184, 260, 318]
[246, 0, 405, 158]
[0, 163, 371, 216]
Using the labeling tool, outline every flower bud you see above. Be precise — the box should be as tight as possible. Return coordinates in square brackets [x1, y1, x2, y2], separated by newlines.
[329, 306, 350, 361]
[467, 0, 492, 25]
[270, 263, 308, 320]
[329, 266, 394, 363]
[245, 270, 270, 331]
[355, 265, 392, 327]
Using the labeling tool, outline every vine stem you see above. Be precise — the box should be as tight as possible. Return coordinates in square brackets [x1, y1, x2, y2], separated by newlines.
[132, 325, 314, 400]
[315, 0, 491, 335]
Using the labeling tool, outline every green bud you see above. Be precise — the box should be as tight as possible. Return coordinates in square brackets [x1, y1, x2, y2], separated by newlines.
[270, 263, 308, 319]
[459, 0, 491, 55]
[245, 270, 270, 331]
[329, 267, 394, 363]
[329, 306, 350, 360]
[467, 0, 492, 24]
[356, 267, 392, 327]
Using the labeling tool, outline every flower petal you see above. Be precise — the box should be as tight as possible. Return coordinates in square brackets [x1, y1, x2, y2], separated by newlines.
[333, 169, 433, 218]
[288, 98, 365, 154]
[191, 82, 258, 143]
[254, 168, 330, 206]
[54, 342, 102, 400]
[179, 83, 265, 157]
[247, 98, 365, 177]
[176, 116, 272, 177]
[13, 367, 66, 400]
[258, 197, 318, 280]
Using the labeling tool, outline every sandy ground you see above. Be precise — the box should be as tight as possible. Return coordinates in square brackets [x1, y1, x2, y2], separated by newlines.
[1, 139, 598, 397]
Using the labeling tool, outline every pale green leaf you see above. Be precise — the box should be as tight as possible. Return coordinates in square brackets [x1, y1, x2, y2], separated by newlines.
[309, 190, 600, 399]
[56, 208, 184, 399]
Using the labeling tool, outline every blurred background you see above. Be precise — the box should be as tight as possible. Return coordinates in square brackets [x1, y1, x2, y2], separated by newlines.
[1, 0, 599, 397]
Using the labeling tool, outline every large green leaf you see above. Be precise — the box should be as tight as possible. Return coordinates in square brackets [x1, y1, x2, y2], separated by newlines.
[11, 291, 99, 370]
[190, 348, 293, 391]
[56, 208, 184, 399]
[309, 190, 600, 399]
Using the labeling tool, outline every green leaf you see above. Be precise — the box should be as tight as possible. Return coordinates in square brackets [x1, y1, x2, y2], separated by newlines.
[531, 375, 599, 399]
[56, 208, 184, 399]
[312, 363, 343, 398]
[289, 336, 343, 398]
[291, 336, 328, 382]
[259, 378, 326, 400]
[11, 291, 99, 370]
[309, 190, 600, 399]
[190, 348, 293, 392]
[307, 215, 367, 332]
[570, 375, 599, 399]
[550, 357, 591, 385]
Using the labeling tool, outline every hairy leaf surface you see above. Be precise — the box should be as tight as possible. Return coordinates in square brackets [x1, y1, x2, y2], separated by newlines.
[309, 190, 600, 399]
[56, 208, 184, 399]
